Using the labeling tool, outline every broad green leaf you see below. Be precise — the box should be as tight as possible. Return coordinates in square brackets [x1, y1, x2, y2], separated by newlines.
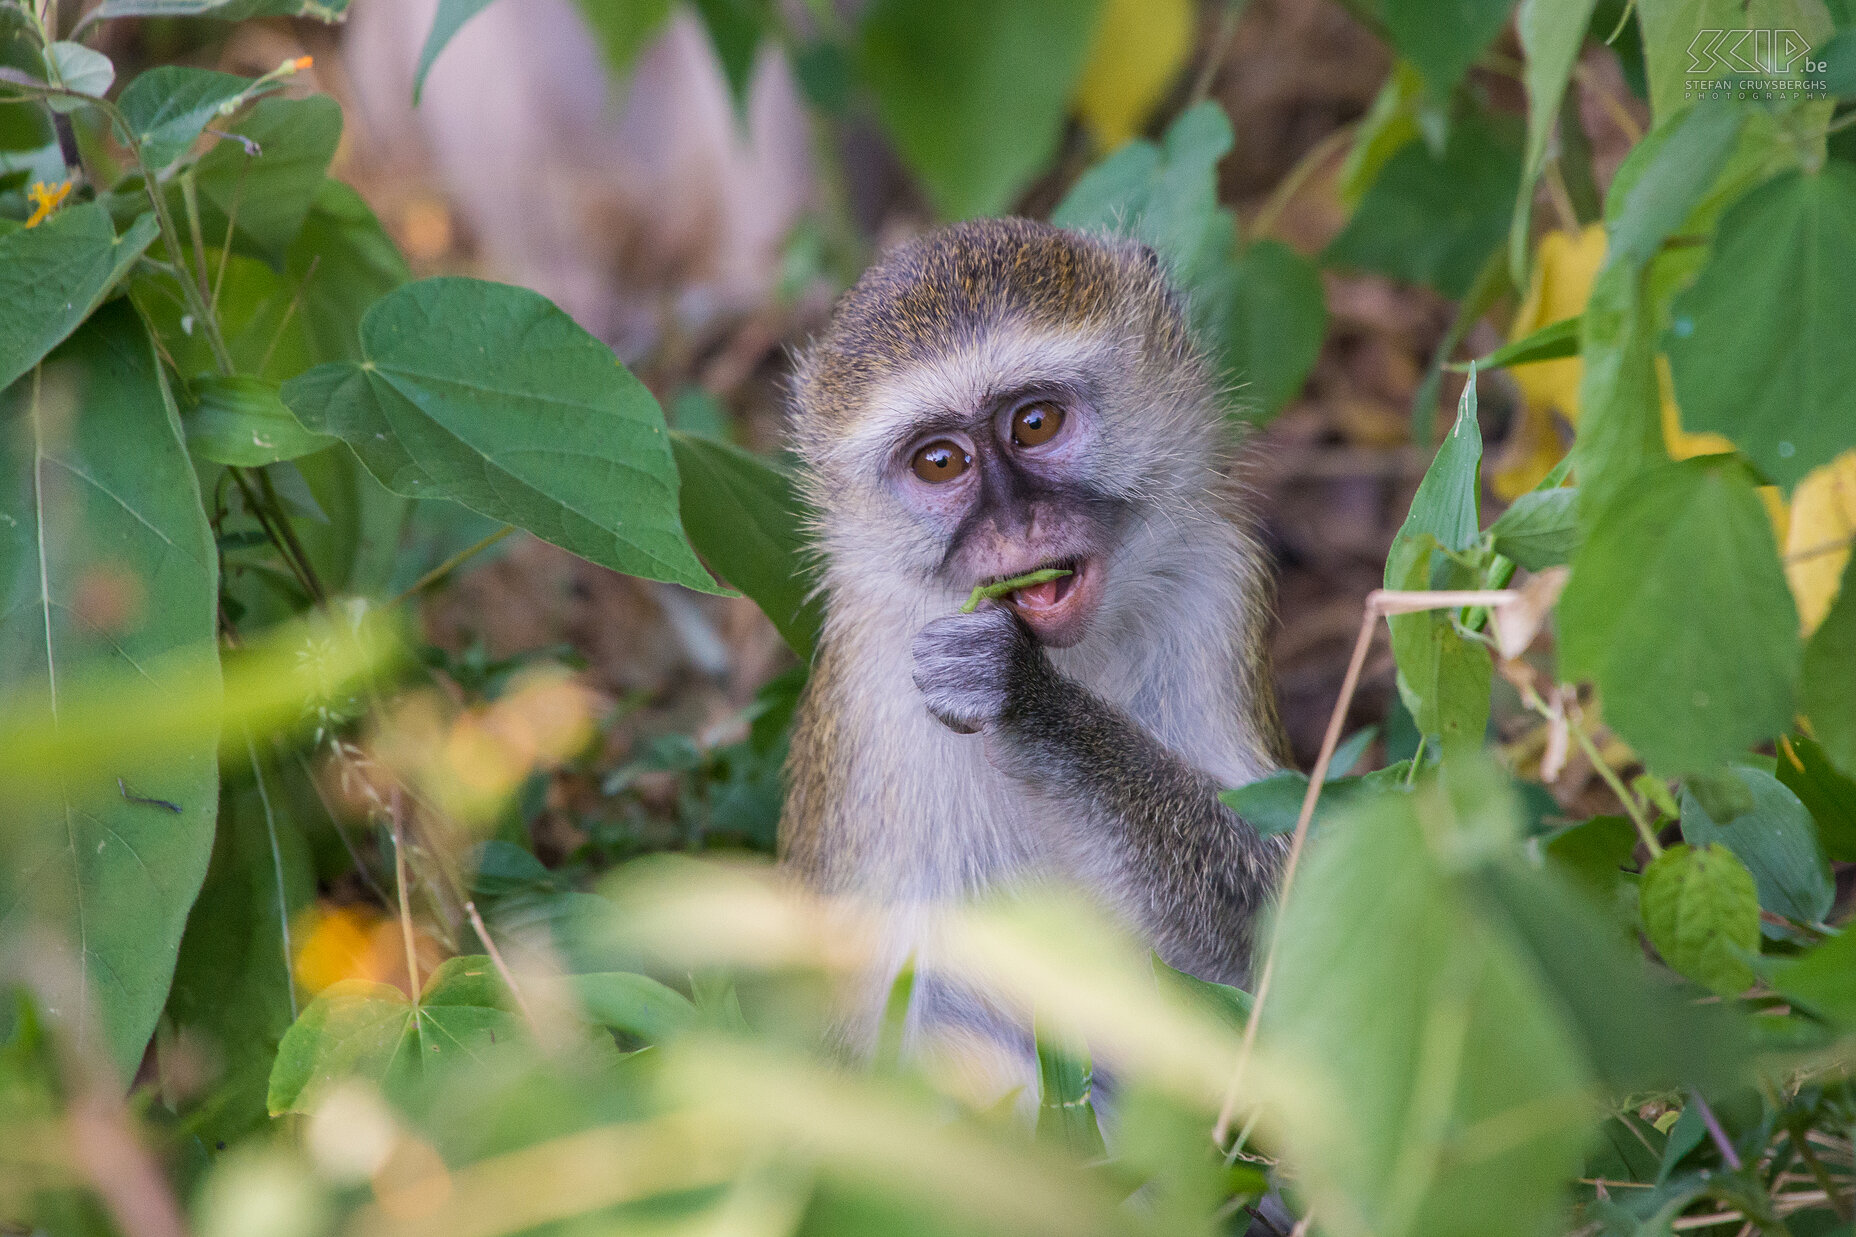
[1770, 922, 1856, 1024]
[413, 0, 498, 104]
[1459, 315, 1580, 371]
[1570, 263, 1664, 522]
[282, 277, 720, 593]
[1390, 374, 1484, 563]
[0, 203, 159, 393]
[1512, 0, 1601, 280]
[86, 0, 348, 20]
[573, 0, 676, 80]
[1489, 486, 1581, 570]
[1218, 762, 1414, 837]
[1541, 814, 1637, 899]
[0, 302, 220, 1079]
[1679, 766, 1834, 925]
[1470, 859, 1747, 1090]
[42, 41, 112, 100]
[1666, 165, 1856, 492]
[1776, 733, 1856, 860]
[1637, 0, 1832, 125]
[1324, 113, 1521, 299]
[116, 66, 277, 171]
[184, 375, 333, 466]
[164, 747, 315, 1145]
[268, 955, 526, 1114]
[1560, 457, 1799, 775]
[187, 95, 342, 264]
[670, 431, 821, 658]
[1261, 776, 1592, 1237]
[1604, 101, 1745, 268]
[1338, 62, 1426, 208]
[1053, 104, 1325, 419]
[1384, 0, 1517, 101]
[1639, 843, 1760, 995]
[567, 972, 696, 1042]
[858, 0, 1104, 219]
[1206, 239, 1325, 418]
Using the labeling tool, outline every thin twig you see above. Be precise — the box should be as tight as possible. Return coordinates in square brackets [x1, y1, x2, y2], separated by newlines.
[1213, 587, 1521, 1143]
[1690, 1089, 1743, 1171]
[1187, 1, 1246, 104]
[390, 789, 421, 997]
[466, 899, 538, 1032]
[390, 525, 515, 607]
[1564, 702, 1661, 856]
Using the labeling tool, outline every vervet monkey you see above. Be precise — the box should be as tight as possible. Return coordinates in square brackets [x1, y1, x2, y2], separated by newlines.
[780, 217, 1288, 1052]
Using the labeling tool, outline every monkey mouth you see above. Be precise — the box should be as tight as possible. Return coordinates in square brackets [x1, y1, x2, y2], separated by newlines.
[998, 557, 1100, 647]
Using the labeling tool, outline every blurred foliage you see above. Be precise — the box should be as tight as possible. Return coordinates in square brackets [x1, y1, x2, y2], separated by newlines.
[1, 1, 1856, 1235]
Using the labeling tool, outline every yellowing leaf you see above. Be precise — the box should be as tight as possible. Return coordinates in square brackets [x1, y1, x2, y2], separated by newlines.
[1072, 0, 1192, 150]
[1508, 225, 1606, 418]
[1787, 451, 1856, 635]
[1491, 225, 1604, 498]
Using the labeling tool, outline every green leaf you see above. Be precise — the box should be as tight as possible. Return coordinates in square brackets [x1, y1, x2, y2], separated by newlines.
[1541, 814, 1638, 899]
[282, 277, 720, 593]
[136, 178, 410, 383]
[1054, 104, 1324, 419]
[1559, 457, 1799, 775]
[1679, 766, 1834, 925]
[86, 0, 349, 20]
[184, 374, 333, 465]
[1382, 375, 1491, 749]
[1385, 0, 1518, 101]
[413, 0, 498, 104]
[1639, 843, 1760, 995]
[1035, 1022, 1106, 1159]
[572, 0, 675, 79]
[0, 203, 159, 393]
[164, 746, 314, 1145]
[1605, 100, 1746, 268]
[0, 302, 220, 1079]
[1324, 112, 1522, 299]
[691, 0, 772, 104]
[1570, 263, 1665, 523]
[1207, 239, 1326, 418]
[1456, 315, 1581, 372]
[1512, 0, 1601, 280]
[669, 431, 821, 657]
[1261, 776, 1593, 1237]
[858, 0, 1104, 219]
[43, 41, 113, 100]
[1339, 62, 1426, 207]
[1637, 0, 1831, 126]
[1777, 733, 1856, 861]
[116, 66, 278, 171]
[1769, 922, 1856, 1025]
[1219, 762, 1414, 837]
[1489, 486, 1581, 570]
[567, 972, 697, 1042]
[1666, 165, 1856, 492]
[187, 95, 342, 264]
[267, 955, 526, 1114]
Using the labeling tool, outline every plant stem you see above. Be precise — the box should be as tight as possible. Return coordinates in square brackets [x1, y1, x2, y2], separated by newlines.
[1566, 706, 1662, 857]
[390, 525, 515, 608]
[390, 789, 421, 998]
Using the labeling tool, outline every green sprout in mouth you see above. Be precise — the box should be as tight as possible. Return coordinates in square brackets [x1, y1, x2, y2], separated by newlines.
[958, 568, 1073, 614]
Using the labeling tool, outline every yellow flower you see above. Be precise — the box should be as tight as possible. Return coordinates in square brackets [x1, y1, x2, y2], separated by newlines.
[24, 179, 72, 228]
[1073, 0, 1193, 150]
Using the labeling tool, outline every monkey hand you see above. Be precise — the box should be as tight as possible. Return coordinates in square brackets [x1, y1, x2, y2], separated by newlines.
[910, 606, 1041, 735]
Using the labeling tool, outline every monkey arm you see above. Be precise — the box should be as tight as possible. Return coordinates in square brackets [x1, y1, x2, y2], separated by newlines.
[911, 608, 1283, 986]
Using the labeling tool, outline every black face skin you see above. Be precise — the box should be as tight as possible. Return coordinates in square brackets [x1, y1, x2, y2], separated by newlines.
[893, 384, 1130, 648]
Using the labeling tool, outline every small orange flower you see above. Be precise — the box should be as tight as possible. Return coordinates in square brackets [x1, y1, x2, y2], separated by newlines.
[24, 179, 72, 228]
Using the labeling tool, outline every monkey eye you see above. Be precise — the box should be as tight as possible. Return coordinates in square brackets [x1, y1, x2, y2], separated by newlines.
[1010, 401, 1065, 448]
[909, 439, 971, 483]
